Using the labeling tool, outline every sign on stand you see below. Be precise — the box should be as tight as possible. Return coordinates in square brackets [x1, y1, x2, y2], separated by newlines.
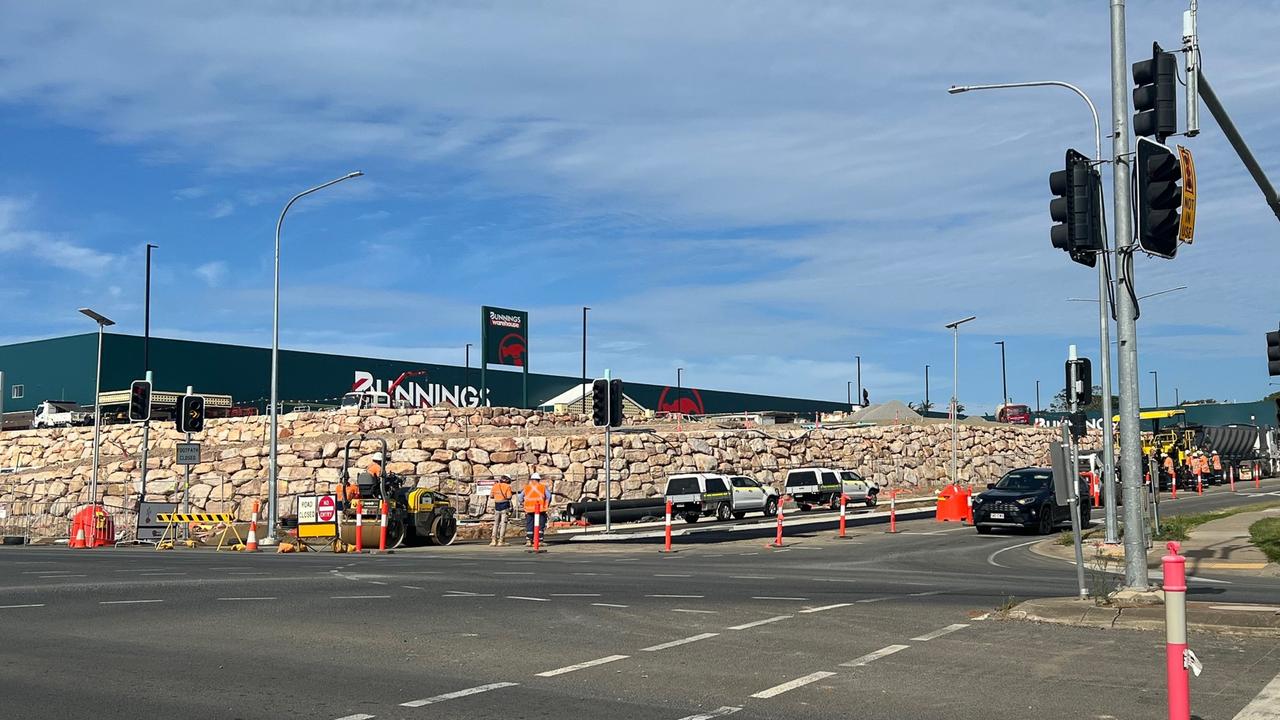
[138, 501, 178, 541]
[297, 494, 338, 539]
[176, 443, 201, 466]
[475, 478, 496, 497]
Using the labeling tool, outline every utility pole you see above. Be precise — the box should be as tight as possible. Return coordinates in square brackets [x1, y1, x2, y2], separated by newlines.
[924, 364, 930, 410]
[855, 355, 862, 406]
[995, 340, 1008, 407]
[140, 243, 156, 511]
[581, 307, 589, 413]
[1110, 0, 1150, 589]
[847, 381, 852, 406]
[465, 343, 471, 403]
[1150, 370, 1160, 408]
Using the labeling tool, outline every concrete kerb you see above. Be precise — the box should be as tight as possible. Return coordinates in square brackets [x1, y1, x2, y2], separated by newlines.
[1001, 596, 1280, 638]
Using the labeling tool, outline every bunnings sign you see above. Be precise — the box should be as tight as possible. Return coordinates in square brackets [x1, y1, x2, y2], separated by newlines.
[480, 306, 529, 407]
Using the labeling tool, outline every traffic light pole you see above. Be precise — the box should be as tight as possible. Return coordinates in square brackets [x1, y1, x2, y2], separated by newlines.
[604, 368, 612, 533]
[1110, 0, 1150, 589]
[1197, 73, 1280, 223]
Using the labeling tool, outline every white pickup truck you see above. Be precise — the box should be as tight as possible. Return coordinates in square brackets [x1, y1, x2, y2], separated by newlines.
[30, 401, 93, 429]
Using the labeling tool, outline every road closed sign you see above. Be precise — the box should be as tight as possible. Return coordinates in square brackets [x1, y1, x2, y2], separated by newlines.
[297, 494, 338, 539]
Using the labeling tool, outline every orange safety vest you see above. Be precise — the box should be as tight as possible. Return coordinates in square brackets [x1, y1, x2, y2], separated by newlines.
[1211, 455, 1222, 471]
[523, 481, 547, 512]
[1163, 457, 1175, 475]
[368, 462, 382, 477]
[492, 482, 514, 503]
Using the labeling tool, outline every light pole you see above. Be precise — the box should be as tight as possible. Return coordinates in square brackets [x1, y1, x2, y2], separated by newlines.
[1175, 387, 1180, 407]
[950, 80, 1119, 545]
[1150, 370, 1160, 409]
[925, 364, 930, 410]
[582, 306, 590, 413]
[945, 315, 977, 487]
[855, 355, 862, 406]
[140, 243, 157, 508]
[267, 171, 363, 543]
[994, 340, 1008, 408]
[79, 308, 115, 517]
[676, 368, 683, 405]
[847, 381, 852, 406]
[1036, 380, 1041, 414]
[465, 343, 472, 403]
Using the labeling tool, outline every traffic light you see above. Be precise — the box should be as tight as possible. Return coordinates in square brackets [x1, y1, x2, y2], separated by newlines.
[178, 394, 206, 434]
[1136, 137, 1183, 258]
[1049, 149, 1102, 267]
[609, 379, 624, 427]
[1065, 358, 1093, 406]
[591, 379, 609, 427]
[128, 380, 152, 422]
[1132, 43, 1178, 141]
[1267, 330, 1280, 377]
[1068, 411, 1088, 441]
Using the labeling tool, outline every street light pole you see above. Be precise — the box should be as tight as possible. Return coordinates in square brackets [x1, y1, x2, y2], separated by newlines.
[79, 308, 115, 519]
[582, 306, 590, 413]
[945, 316, 977, 487]
[995, 340, 1008, 408]
[925, 364, 930, 410]
[465, 343, 472, 404]
[847, 381, 852, 406]
[266, 171, 363, 544]
[140, 243, 157, 509]
[949, 78, 1118, 546]
[855, 355, 862, 406]
[1036, 380, 1041, 413]
[1150, 370, 1160, 409]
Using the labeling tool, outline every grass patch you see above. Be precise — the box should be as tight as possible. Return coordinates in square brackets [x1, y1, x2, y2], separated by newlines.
[1153, 501, 1280, 542]
[1249, 516, 1280, 564]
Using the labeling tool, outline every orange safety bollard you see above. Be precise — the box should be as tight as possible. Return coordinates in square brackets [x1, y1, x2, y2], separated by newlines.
[837, 493, 848, 538]
[1196, 474, 1203, 496]
[888, 489, 898, 534]
[1256, 463, 1262, 489]
[660, 499, 674, 553]
[378, 499, 389, 553]
[531, 508, 546, 554]
[1171, 473, 1178, 500]
[354, 500, 364, 553]
[1091, 473, 1101, 508]
[1229, 466, 1236, 493]
[244, 499, 260, 552]
[770, 496, 787, 548]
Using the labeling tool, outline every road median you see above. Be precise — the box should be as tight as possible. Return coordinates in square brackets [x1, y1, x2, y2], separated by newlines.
[1001, 596, 1280, 638]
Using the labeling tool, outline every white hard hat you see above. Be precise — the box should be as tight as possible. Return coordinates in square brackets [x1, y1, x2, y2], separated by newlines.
[371, 452, 384, 461]
[530, 472, 542, 480]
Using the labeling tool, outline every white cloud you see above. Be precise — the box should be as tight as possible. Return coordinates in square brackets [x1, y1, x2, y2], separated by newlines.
[207, 200, 234, 219]
[195, 261, 228, 287]
[0, 195, 118, 275]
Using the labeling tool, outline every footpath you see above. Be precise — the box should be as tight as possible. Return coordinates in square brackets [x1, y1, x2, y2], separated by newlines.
[1011, 505, 1280, 637]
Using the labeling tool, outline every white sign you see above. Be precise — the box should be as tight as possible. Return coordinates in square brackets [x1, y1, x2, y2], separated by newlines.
[475, 478, 496, 497]
[176, 443, 201, 465]
[297, 496, 318, 524]
[317, 494, 336, 523]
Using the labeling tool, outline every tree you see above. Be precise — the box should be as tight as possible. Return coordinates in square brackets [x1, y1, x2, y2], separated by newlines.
[1048, 385, 1117, 413]
[908, 400, 935, 414]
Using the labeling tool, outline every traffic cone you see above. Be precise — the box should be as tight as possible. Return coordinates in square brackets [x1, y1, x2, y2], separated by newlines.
[244, 499, 260, 552]
[69, 525, 86, 549]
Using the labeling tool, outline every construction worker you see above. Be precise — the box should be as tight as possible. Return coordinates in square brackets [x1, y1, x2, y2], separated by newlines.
[368, 452, 383, 478]
[1211, 450, 1223, 482]
[1162, 453, 1176, 490]
[523, 472, 549, 546]
[490, 476, 514, 547]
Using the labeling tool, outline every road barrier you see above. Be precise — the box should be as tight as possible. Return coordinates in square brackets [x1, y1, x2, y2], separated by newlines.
[245, 499, 261, 552]
[155, 512, 243, 551]
[888, 489, 899, 533]
[660, 499, 674, 553]
[935, 485, 971, 523]
[1229, 466, 1236, 493]
[1163, 541, 1193, 720]
[70, 505, 115, 549]
[377, 499, 390, 554]
[837, 493, 848, 538]
[354, 500, 364, 553]
[770, 496, 787, 548]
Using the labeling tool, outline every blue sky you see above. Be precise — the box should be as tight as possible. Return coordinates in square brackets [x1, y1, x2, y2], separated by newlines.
[1, 1, 1277, 413]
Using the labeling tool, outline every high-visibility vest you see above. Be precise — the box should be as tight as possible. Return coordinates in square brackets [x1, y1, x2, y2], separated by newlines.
[1212, 455, 1222, 471]
[1163, 457, 1175, 475]
[492, 482, 514, 503]
[523, 481, 547, 512]
[368, 462, 382, 477]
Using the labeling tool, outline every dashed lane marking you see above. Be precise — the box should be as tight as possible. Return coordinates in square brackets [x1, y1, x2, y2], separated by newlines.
[750, 671, 837, 699]
[369, 581, 388, 585]
[401, 586, 424, 590]
[334, 714, 375, 720]
[654, 573, 693, 578]
[648, 594, 703, 598]
[0, 604, 45, 609]
[908, 590, 947, 597]
[728, 615, 791, 630]
[672, 609, 717, 614]
[675, 707, 742, 720]
[330, 595, 391, 600]
[38, 574, 86, 578]
[99, 600, 164, 605]
[400, 681, 519, 708]
[751, 596, 807, 601]
[217, 597, 277, 601]
[855, 597, 892, 604]
[494, 571, 534, 575]
[507, 596, 550, 602]
[551, 593, 601, 597]
[730, 576, 775, 580]
[840, 644, 910, 667]
[139, 572, 187, 576]
[592, 603, 629, 608]
[798, 603, 852, 614]
[911, 624, 970, 641]
[641, 633, 720, 652]
[444, 593, 495, 598]
[536, 654, 630, 677]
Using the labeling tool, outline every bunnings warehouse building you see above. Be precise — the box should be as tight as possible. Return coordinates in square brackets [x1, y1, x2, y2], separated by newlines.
[0, 333, 849, 420]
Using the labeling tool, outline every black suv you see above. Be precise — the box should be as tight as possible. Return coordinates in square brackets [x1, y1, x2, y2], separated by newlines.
[971, 467, 1090, 535]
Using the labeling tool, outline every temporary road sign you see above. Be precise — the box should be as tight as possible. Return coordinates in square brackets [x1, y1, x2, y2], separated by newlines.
[317, 494, 336, 523]
[176, 443, 201, 465]
[1177, 144, 1196, 244]
[297, 494, 338, 539]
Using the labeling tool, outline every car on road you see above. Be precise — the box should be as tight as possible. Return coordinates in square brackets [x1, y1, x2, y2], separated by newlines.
[838, 470, 879, 507]
[971, 467, 1090, 535]
[664, 473, 780, 522]
[783, 467, 843, 511]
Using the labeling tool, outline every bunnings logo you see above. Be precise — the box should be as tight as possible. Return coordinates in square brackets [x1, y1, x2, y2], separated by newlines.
[657, 386, 705, 415]
[352, 371, 488, 408]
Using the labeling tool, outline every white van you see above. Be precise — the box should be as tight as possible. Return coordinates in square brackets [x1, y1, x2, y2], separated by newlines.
[663, 473, 780, 523]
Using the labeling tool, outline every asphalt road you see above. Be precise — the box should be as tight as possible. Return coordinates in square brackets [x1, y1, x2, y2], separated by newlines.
[2, 480, 1277, 720]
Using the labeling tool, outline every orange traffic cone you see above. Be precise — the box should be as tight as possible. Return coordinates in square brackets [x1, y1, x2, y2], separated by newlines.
[244, 500, 260, 552]
[69, 525, 87, 549]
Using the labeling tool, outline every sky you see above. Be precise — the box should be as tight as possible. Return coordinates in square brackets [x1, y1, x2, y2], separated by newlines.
[0, 1, 1277, 414]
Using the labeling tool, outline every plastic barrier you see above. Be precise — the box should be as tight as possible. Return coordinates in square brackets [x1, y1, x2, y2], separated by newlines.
[354, 501, 364, 553]
[1163, 542, 1192, 720]
[70, 505, 114, 548]
[837, 493, 848, 538]
[770, 496, 788, 548]
[660, 499, 674, 553]
[935, 485, 971, 523]
[888, 489, 898, 533]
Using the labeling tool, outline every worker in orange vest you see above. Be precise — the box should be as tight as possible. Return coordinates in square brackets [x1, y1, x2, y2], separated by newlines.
[1210, 451, 1223, 482]
[523, 473, 549, 546]
[1162, 454, 1176, 489]
[490, 476, 514, 547]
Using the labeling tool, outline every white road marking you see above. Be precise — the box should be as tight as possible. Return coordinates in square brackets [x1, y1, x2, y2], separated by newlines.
[648, 594, 703, 598]
[855, 597, 892, 603]
[23, 570, 77, 575]
[1209, 605, 1280, 612]
[369, 581, 388, 585]
[672, 608, 717, 614]
[536, 654, 630, 677]
[334, 714, 375, 720]
[228, 571, 268, 575]
[798, 603, 852, 614]
[751, 596, 807, 601]
[400, 681, 519, 708]
[987, 539, 1041, 568]
[1232, 668, 1280, 719]
[641, 633, 720, 652]
[99, 599, 164, 605]
[0, 604, 45, 609]
[841, 644, 910, 667]
[655, 573, 692, 578]
[730, 575, 775, 580]
[573, 572, 608, 576]
[401, 586, 424, 590]
[139, 572, 186, 576]
[38, 574, 86, 578]
[909, 590, 948, 597]
[330, 595, 391, 600]
[217, 597, 277, 601]
[727, 615, 791, 630]
[750, 671, 837, 699]
[592, 603, 629, 608]
[911, 623, 970, 641]
[443, 590, 481, 596]
[675, 706, 742, 719]
[494, 571, 534, 575]
[551, 593, 601, 597]
[507, 596, 550, 602]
